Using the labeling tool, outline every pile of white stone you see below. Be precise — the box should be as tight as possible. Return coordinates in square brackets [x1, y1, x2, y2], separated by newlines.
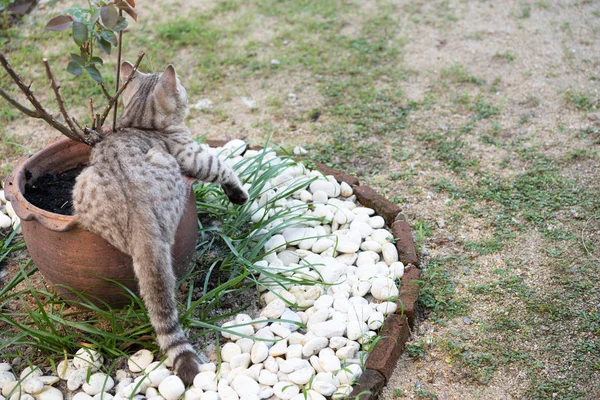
[0, 190, 20, 232]
[0, 140, 405, 400]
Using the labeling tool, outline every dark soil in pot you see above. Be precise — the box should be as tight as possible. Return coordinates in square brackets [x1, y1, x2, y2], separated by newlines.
[23, 166, 84, 215]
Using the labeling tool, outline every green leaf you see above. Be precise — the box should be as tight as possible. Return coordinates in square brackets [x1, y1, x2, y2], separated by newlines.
[89, 57, 104, 66]
[45, 15, 73, 31]
[97, 37, 111, 54]
[100, 4, 119, 29]
[72, 21, 88, 46]
[101, 30, 118, 46]
[66, 61, 83, 76]
[85, 65, 103, 83]
[112, 16, 128, 32]
[90, 8, 100, 24]
[70, 53, 85, 66]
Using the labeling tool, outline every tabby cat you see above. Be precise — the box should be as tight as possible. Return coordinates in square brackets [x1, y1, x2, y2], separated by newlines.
[73, 62, 248, 383]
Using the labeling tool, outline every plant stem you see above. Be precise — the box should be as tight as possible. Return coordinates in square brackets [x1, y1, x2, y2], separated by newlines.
[43, 58, 78, 134]
[112, 9, 124, 133]
[98, 51, 144, 128]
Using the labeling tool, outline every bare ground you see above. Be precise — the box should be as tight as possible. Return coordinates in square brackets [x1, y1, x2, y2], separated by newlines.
[1, 0, 599, 399]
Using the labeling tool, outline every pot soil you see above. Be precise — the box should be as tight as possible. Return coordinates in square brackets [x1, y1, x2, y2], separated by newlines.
[4, 137, 198, 307]
[24, 165, 83, 216]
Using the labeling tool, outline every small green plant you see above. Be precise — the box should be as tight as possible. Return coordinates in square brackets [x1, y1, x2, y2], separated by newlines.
[45, 0, 136, 83]
[0, 0, 141, 145]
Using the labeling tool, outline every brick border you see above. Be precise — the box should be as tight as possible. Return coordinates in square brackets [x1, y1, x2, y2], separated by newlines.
[205, 140, 420, 399]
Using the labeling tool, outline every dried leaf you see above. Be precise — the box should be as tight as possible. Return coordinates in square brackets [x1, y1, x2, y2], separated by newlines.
[72, 21, 88, 46]
[100, 4, 119, 29]
[116, 1, 137, 21]
[45, 15, 73, 32]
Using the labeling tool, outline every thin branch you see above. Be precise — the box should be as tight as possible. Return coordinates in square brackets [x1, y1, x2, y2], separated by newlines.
[113, 9, 125, 132]
[0, 52, 103, 146]
[88, 98, 95, 127]
[43, 58, 78, 133]
[0, 52, 79, 141]
[0, 87, 39, 117]
[99, 83, 112, 101]
[98, 51, 144, 128]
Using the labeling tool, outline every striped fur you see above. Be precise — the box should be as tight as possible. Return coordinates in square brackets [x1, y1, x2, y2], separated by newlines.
[73, 62, 248, 384]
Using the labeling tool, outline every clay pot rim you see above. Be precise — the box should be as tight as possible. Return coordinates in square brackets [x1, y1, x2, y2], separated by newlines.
[4, 136, 196, 233]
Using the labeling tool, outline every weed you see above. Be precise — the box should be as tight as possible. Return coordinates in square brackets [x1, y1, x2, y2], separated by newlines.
[494, 51, 516, 62]
[418, 257, 470, 321]
[565, 90, 598, 112]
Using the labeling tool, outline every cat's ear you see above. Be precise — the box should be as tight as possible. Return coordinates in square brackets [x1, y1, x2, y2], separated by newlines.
[120, 61, 137, 81]
[159, 64, 179, 94]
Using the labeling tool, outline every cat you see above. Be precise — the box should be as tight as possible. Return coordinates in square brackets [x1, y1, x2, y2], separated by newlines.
[72, 61, 248, 384]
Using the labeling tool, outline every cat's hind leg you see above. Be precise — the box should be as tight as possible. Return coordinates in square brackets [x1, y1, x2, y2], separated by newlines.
[130, 224, 200, 384]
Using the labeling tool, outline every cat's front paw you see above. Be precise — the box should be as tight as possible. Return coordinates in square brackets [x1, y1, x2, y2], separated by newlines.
[223, 183, 249, 205]
[174, 352, 201, 386]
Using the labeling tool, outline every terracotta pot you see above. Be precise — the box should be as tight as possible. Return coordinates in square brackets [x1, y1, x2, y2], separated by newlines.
[4, 137, 198, 307]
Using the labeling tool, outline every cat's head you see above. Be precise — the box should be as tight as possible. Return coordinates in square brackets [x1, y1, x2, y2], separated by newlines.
[117, 62, 188, 130]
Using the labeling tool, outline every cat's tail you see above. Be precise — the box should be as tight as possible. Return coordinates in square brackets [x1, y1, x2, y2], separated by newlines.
[130, 235, 200, 385]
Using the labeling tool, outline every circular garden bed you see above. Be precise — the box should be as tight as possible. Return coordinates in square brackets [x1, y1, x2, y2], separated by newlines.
[0, 138, 420, 400]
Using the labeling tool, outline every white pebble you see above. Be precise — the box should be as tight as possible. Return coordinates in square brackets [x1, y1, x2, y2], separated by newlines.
[20, 367, 42, 380]
[38, 376, 60, 386]
[293, 146, 307, 156]
[73, 348, 103, 373]
[73, 393, 93, 400]
[83, 374, 114, 396]
[148, 368, 171, 387]
[269, 340, 287, 358]
[340, 182, 353, 197]
[22, 378, 43, 395]
[311, 380, 337, 397]
[217, 383, 239, 400]
[199, 363, 216, 373]
[158, 376, 185, 400]
[288, 367, 314, 385]
[93, 393, 113, 400]
[368, 312, 385, 330]
[317, 349, 340, 373]
[368, 216, 385, 229]
[67, 370, 87, 391]
[382, 243, 399, 265]
[272, 381, 299, 399]
[346, 321, 368, 341]
[193, 372, 217, 392]
[389, 262, 405, 279]
[200, 392, 219, 400]
[36, 387, 63, 400]
[336, 364, 362, 385]
[232, 376, 260, 397]
[230, 354, 251, 370]
[261, 299, 286, 319]
[222, 343, 242, 363]
[184, 388, 203, 400]
[251, 342, 269, 364]
[128, 350, 154, 373]
[371, 277, 400, 300]
[259, 370, 278, 387]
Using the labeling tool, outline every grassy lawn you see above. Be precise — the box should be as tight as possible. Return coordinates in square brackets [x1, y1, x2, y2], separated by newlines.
[1, 0, 599, 399]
